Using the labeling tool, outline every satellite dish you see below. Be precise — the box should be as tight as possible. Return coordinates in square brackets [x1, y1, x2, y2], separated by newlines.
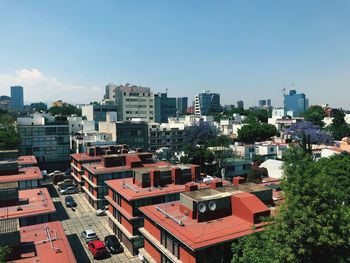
[198, 203, 206, 213]
[208, 201, 216, 211]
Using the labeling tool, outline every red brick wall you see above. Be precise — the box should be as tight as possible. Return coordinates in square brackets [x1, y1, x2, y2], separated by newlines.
[121, 198, 133, 216]
[121, 215, 133, 235]
[144, 218, 161, 242]
[180, 246, 196, 263]
[144, 239, 161, 263]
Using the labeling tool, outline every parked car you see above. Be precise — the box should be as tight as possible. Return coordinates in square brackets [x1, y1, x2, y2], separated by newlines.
[58, 179, 75, 190]
[48, 170, 63, 177]
[65, 195, 77, 208]
[96, 206, 108, 216]
[81, 229, 98, 243]
[104, 235, 123, 254]
[88, 240, 108, 259]
[59, 186, 78, 195]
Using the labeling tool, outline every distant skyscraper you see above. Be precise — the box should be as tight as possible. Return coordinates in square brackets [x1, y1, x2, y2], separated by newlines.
[154, 93, 177, 123]
[10, 86, 24, 110]
[176, 97, 188, 114]
[284, 90, 309, 117]
[194, 91, 220, 115]
[258, 99, 272, 109]
[236, 100, 244, 110]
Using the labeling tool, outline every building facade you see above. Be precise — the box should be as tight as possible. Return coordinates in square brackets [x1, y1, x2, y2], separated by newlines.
[194, 91, 220, 115]
[114, 84, 154, 122]
[284, 90, 309, 117]
[99, 117, 149, 150]
[17, 114, 70, 171]
[139, 183, 271, 263]
[10, 86, 24, 111]
[148, 123, 187, 152]
[176, 97, 188, 114]
[105, 164, 201, 255]
[154, 93, 177, 123]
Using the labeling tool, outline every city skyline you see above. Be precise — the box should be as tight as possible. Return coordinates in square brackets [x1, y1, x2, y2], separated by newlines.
[1, 1, 350, 108]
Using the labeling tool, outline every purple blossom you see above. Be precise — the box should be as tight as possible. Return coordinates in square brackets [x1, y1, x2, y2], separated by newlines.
[284, 121, 333, 145]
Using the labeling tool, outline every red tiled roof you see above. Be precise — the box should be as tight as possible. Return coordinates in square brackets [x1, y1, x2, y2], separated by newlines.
[0, 167, 42, 183]
[0, 188, 56, 220]
[140, 199, 267, 250]
[12, 221, 76, 263]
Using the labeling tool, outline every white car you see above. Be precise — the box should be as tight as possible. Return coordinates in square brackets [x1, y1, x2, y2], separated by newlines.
[96, 207, 108, 216]
[59, 186, 78, 195]
[81, 229, 98, 243]
[48, 170, 62, 177]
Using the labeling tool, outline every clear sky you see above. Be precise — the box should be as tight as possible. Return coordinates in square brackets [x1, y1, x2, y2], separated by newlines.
[0, 0, 350, 108]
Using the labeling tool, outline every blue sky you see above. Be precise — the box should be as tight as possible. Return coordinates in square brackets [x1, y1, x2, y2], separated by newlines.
[0, 1, 350, 108]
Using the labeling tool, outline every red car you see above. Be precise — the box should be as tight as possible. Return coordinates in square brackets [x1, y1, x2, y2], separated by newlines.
[88, 240, 108, 259]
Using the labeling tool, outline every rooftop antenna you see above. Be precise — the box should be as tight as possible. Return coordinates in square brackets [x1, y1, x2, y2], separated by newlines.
[165, 88, 168, 95]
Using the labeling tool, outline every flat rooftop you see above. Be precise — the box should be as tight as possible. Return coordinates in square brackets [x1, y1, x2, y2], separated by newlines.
[0, 167, 43, 183]
[106, 177, 205, 201]
[71, 152, 103, 162]
[140, 196, 267, 250]
[0, 188, 56, 220]
[17, 156, 38, 166]
[10, 221, 76, 263]
[83, 160, 170, 175]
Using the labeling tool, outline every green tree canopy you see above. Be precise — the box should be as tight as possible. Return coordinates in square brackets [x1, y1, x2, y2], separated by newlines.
[237, 123, 277, 143]
[326, 109, 350, 140]
[48, 105, 81, 116]
[231, 148, 350, 263]
[0, 114, 20, 150]
[301, 105, 326, 127]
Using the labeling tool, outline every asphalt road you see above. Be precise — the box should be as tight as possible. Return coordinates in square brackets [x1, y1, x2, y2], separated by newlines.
[48, 185, 141, 263]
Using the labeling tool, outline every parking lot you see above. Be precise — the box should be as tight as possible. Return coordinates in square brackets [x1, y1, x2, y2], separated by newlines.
[48, 185, 141, 263]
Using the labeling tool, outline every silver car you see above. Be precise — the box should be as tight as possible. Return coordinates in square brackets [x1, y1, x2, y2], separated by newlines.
[59, 186, 78, 195]
[81, 229, 98, 243]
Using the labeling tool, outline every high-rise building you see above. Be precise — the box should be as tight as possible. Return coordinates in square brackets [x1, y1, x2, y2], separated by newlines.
[176, 97, 188, 114]
[154, 93, 177, 123]
[114, 83, 154, 122]
[10, 86, 24, 110]
[284, 90, 309, 117]
[236, 100, 244, 110]
[104, 83, 117, 104]
[194, 91, 220, 115]
[258, 99, 272, 109]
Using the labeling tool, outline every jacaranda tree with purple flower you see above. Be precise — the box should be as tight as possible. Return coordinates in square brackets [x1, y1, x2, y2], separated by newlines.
[284, 121, 333, 145]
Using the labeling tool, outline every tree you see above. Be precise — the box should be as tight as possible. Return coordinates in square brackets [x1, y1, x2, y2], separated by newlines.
[302, 105, 326, 127]
[237, 123, 277, 143]
[207, 135, 231, 147]
[231, 148, 350, 263]
[186, 121, 216, 146]
[0, 114, 20, 150]
[48, 105, 81, 116]
[0, 246, 10, 262]
[180, 145, 214, 173]
[326, 109, 350, 140]
[242, 109, 271, 124]
[284, 121, 333, 145]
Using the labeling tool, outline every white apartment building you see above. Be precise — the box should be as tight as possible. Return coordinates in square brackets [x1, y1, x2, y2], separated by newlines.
[114, 83, 155, 122]
[148, 123, 187, 152]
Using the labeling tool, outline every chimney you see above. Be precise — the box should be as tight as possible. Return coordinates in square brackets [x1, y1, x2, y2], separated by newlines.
[233, 176, 245, 186]
[210, 180, 223, 189]
[185, 182, 198, 192]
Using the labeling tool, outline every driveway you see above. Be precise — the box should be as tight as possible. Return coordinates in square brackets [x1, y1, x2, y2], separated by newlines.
[49, 185, 141, 263]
